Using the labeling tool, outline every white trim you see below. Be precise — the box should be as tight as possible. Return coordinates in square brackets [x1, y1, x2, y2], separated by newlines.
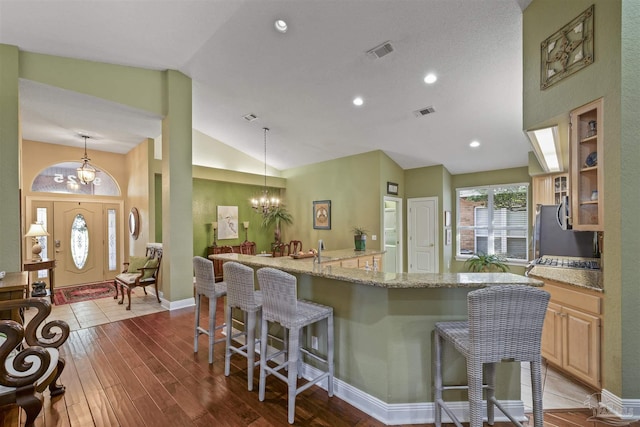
[300, 363, 525, 425]
[153, 289, 194, 310]
[599, 389, 640, 420]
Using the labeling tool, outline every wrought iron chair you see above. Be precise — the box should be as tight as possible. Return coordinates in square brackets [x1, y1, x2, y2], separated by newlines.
[0, 298, 69, 427]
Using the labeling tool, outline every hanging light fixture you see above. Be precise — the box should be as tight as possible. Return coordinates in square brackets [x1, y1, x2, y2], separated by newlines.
[77, 135, 97, 184]
[251, 127, 280, 215]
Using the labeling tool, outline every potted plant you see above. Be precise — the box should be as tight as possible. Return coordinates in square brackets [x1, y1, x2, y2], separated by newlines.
[352, 226, 368, 251]
[464, 252, 510, 272]
[260, 205, 293, 244]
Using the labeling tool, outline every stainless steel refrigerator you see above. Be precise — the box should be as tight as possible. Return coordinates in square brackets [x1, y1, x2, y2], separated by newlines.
[533, 205, 595, 258]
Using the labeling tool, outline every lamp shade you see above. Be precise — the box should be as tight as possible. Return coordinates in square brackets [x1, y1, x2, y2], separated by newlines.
[24, 223, 49, 238]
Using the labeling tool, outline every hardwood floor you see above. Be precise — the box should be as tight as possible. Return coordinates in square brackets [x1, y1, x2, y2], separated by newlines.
[1, 298, 638, 426]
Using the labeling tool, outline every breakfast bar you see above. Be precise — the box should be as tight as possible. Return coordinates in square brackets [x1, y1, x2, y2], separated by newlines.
[211, 251, 543, 424]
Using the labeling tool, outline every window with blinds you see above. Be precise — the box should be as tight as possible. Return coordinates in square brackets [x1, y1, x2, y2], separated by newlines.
[457, 183, 529, 262]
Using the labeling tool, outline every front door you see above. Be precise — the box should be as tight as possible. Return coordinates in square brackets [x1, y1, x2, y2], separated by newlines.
[53, 201, 106, 286]
[407, 197, 438, 273]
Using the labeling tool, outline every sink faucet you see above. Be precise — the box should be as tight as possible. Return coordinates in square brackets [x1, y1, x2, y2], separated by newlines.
[315, 239, 325, 263]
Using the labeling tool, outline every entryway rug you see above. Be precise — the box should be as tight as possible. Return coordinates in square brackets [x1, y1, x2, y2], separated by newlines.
[53, 281, 124, 305]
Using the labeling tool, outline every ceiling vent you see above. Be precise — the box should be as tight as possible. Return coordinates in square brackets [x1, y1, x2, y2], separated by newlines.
[243, 113, 258, 122]
[414, 106, 436, 117]
[366, 41, 394, 59]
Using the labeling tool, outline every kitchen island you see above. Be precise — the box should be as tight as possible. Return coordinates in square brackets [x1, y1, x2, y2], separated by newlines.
[211, 252, 543, 424]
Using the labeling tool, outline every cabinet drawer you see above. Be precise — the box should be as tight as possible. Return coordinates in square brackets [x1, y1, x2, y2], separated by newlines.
[543, 282, 601, 316]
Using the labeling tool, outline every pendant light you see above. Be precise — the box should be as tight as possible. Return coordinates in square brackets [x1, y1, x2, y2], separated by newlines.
[77, 135, 97, 184]
[251, 127, 280, 215]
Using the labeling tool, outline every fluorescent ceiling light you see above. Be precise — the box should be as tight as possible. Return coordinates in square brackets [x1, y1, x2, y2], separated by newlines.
[527, 125, 561, 172]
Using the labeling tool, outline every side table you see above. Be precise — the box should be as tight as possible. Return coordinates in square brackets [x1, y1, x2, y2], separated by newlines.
[0, 271, 28, 322]
[23, 259, 56, 304]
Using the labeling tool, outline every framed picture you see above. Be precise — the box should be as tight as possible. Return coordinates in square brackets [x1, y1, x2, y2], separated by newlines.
[387, 181, 399, 195]
[313, 200, 331, 230]
[444, 210, 451, 227]
[217, 206, 239, 239]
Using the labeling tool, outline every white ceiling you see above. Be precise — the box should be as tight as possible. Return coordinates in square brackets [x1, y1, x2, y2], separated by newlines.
[0, 0, 534, 175]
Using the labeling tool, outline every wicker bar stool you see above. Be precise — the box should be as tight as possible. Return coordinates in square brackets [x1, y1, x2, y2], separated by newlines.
[256, 267, 334, 424]
[434, 285, 549, 427]
[222, 262, 263, 391]
[193, 256, 227, 364]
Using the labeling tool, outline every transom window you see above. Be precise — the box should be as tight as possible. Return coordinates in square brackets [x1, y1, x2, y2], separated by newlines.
[456, 183, 529, 262]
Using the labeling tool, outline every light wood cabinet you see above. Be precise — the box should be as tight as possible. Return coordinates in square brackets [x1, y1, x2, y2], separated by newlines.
[539, 279, 602, 389]
[570, 98, 604, 231]
[532, 173, 568, 221]
[324, 254, 383, 271]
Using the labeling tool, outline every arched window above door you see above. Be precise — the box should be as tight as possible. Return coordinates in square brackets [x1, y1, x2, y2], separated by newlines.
[31, 162, 121, 196]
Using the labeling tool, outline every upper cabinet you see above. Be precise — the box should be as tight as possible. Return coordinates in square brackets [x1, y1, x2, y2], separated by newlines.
[532, 173, 568, 222]
[570, 98, 604, 231]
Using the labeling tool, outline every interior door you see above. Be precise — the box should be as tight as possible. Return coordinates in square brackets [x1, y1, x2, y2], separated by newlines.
[53, 201, 105, 286]
[408, 197, 438, 273]
[383, 197, 403, 273]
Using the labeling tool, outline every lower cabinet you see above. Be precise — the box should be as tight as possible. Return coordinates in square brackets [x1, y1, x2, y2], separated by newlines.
[324, 254, 383, 271]
[539, 279, 602, 389]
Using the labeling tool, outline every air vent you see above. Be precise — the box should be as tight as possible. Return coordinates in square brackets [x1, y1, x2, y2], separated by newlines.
[243, 113, 258, 122]
[414, 106, 436, 117]
[366, 41, 394, 59]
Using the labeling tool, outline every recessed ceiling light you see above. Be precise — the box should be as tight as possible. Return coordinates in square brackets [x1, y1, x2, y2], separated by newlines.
[274, 19, 288, 33]
[424, 73, 437, 84]
[353, 97, 364, 106]
[470, 140, 480, 148]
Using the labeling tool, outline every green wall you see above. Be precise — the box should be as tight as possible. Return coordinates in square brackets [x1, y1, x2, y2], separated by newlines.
[283, 150, 403, 253]
[524, 0, 627, 396]
[155, 174, 285, 257]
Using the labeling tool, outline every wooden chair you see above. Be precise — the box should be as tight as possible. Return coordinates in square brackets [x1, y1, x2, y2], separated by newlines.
[115, 245, 163, 310]
[288, 240, 303, 255]
[271, 243, 287, 257]
[0, 298, 69, 427]
[240, 241, 256, 255]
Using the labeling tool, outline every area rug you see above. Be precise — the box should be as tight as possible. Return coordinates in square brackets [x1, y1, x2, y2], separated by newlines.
[53, 281, 123, 305]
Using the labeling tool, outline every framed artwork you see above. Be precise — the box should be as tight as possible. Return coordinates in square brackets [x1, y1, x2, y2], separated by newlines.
[444, 210, 451, 227]
[217, 206, 239, 239]
[313, 200, 331, 230]
[387, 181, 399, 195]
[540, 5, 594, 90]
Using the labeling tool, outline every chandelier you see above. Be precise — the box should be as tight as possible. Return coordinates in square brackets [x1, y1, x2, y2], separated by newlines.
[77, 135, 97, 184]
[251, 127, 280, 215]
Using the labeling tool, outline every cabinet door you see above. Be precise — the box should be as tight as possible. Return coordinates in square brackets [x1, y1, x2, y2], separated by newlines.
[570, 98, 603, 231]
[541, 302, 563, 367]
[341, 258, 359, 269]
[562, 306, 601, 388]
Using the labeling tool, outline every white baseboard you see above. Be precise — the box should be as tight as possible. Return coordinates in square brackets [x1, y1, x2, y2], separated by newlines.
[597, 389, 640, 421]
[300, 363, 526, 425]
[152, 289, 194, 310]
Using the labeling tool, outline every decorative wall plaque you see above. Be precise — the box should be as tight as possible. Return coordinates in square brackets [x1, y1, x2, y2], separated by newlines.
[540, 5, 594, 90]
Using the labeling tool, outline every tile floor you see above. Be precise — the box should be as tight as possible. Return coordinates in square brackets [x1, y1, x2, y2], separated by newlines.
[25, 288, 167, 331]
[521, 361, 595, 411]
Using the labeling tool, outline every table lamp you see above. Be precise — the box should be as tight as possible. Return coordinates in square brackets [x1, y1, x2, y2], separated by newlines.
[24, 223, 49, 261]
[212, 222, 218, 246]
[243, 221, 250, 242]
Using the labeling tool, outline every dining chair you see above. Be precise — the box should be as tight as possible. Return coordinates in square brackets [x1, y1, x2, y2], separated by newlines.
[433, 285, 549, 427]
[222, 261, 262, 390]
[271, 243, 287, 257]
[256, 267, 334, 424]
[193, 256, 227, 364]
[288, 240, 303, 255]
[240, 241, 257, 255]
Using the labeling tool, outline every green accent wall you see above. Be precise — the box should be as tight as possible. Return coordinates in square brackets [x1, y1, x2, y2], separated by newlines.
[0, 45, 21, 271]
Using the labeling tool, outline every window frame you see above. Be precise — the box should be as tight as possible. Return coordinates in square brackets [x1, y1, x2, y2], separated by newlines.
[455, 182, 530, 265]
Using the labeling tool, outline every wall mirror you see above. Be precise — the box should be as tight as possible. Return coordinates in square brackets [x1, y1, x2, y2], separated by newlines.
[129, 207, 140, 239]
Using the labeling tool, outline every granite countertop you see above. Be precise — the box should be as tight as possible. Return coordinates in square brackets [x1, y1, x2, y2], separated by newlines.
[528, 265, 603, 292]
[210, 252, 543, 289]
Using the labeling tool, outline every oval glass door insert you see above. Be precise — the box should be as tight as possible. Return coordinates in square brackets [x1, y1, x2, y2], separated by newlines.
[71, 214, 89, 269]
